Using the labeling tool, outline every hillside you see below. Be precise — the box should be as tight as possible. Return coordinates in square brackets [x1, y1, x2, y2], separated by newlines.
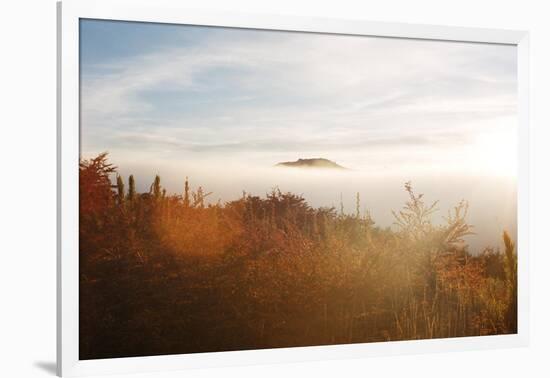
[275, 158, 348, 169]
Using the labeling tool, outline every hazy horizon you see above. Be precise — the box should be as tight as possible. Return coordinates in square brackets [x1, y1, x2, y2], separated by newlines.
[80, 19, 518, 252]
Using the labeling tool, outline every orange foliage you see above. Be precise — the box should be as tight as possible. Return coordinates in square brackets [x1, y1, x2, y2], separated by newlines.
[79, 154, 517, 359]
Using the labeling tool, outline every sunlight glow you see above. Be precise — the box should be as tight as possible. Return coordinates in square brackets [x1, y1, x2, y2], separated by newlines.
[472, 129, 518, 177]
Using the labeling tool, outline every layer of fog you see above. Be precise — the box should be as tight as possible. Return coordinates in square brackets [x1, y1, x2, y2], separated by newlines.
[113, 158, 517, 253]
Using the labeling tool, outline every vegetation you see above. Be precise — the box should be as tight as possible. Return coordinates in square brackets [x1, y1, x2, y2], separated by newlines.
[79, 153, 518, 359]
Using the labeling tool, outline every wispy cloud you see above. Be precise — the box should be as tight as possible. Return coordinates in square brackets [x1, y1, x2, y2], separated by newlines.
[80, 21, 517, 172]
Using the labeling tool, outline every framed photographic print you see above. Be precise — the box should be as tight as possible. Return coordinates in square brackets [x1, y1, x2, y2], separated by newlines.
[57, 0, 530, 376]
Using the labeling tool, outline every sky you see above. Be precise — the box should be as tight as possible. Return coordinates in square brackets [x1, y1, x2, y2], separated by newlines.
[80, 19, 518, 249]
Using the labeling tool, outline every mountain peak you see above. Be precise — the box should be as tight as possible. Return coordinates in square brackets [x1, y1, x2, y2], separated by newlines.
[275, 158, 348, 170]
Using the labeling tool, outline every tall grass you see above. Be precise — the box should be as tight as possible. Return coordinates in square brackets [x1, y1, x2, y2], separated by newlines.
[503, 230, 518, 333]
[79, 154, 518, 359]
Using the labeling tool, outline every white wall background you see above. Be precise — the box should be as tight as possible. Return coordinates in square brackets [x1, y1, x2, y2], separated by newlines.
[1, 0, 548, 377]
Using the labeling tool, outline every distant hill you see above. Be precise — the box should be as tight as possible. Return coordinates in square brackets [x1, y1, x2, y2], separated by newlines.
[275, 158, 348, 170]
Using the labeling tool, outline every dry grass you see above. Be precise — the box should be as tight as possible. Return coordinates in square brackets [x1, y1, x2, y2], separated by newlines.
[79, 154, 517, 359]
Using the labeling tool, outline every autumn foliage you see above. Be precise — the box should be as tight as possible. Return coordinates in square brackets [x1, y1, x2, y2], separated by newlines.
[79, 154, 518, 359]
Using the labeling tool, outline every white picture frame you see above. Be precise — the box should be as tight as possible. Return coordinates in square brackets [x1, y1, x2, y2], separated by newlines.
[57, 0, 530, 376]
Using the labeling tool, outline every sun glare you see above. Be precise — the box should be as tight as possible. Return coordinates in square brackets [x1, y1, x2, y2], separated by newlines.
[472, 130, 517, 177]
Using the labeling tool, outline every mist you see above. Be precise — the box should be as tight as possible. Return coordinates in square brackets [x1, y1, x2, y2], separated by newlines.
[111, 156, 516, 253]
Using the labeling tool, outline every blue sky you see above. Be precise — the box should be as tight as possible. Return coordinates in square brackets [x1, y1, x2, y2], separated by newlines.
[80, 19, 518, 177]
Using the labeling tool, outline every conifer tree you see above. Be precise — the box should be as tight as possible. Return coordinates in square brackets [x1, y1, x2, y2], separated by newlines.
[116, 175, 125, 205]
[194, 187, 205, 208]
[356, 192, 360, 218]
[152, 175, 161, 201]
[183, 177, 190, 208]
[128, 174, 136, 202]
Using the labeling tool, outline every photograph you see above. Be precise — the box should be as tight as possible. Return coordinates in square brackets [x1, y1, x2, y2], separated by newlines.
[78, 18, 518, 360]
